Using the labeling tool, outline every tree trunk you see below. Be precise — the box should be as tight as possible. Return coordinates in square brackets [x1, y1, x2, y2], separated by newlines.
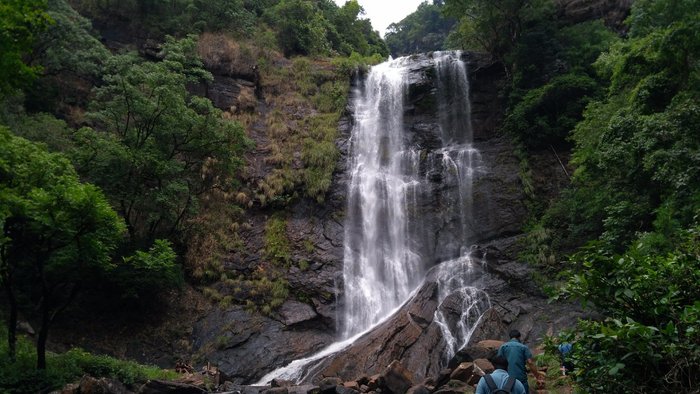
[36, 297, 51, 369]
[2, 273, 17, 361]
[6, 292, 17, 362]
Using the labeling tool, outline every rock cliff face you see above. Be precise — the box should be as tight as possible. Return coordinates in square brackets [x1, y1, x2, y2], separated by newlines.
[192, 52, 581, 384]
[266, 53, 586, 383]
[555, 0, 633, 30]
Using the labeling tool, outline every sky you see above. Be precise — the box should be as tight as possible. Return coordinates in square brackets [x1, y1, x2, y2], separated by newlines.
[333, 0, 426, 37]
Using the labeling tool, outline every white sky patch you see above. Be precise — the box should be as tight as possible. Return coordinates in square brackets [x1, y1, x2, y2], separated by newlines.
[333, 0, 426, 37]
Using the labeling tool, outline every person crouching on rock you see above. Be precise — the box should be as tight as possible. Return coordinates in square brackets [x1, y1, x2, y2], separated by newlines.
[475, 356, 525, 394]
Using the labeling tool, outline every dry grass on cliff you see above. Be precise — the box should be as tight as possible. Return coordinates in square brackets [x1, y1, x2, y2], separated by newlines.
[197, 32, 260, 77]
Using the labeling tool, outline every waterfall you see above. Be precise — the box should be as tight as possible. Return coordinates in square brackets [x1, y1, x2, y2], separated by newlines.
[256, 52, 489, 383]
[341, 57, 424, 337]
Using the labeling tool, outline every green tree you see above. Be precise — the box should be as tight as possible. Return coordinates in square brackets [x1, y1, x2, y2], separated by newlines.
[443, 0, 544, 64]
[25, 0, 111, 114]
[0, 127, 125, 368]
[558, 228, 700, 391]
[73, 36, 249, 249]
[385, 1, 456, 57]
[0, 0, 52, 95]
[266, 0, 331, 56]
[539, 2, 700, 391]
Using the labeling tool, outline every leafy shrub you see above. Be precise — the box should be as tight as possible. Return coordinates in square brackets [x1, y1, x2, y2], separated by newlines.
[264, 214, 291, 266]
[505, 73, 601, 150]
[115, 239, 182, 298]
[557, 227, 700, 392]
[0, 325, 175, 393]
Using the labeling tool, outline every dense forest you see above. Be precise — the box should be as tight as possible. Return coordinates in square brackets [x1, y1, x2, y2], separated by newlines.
[1, 0, 699, 392]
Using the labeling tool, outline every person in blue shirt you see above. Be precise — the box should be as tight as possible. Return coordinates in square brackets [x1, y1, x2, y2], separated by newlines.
[497, 330, 545, 394]
[475, 356, 525, 394]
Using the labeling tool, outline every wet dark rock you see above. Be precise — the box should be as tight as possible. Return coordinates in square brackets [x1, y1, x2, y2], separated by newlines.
[192, 307, 334, 384]
[449, 362, 475, 383]
[382, 361, 414, 394]
[277, 301, 318, 326]
[271, 379, 294, 388]
[405, 385, 430, 394]
[435, 369, 452, 390]
[262, 388, 289, 394]
[287, 386, 320, 394]
[139, 380, 206, 394]
[432, 380, 471, 394]
[319, 377, 343, 394]
[467, 308, 508, 345]
[335, 386, 360, 394]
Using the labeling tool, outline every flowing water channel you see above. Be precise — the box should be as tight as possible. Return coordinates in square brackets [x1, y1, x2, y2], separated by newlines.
[257, 52, 490, 383]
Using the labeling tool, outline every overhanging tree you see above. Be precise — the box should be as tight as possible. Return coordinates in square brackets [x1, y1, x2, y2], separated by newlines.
[0, 127, 125, 368]
[0, 0, 52, 95]
[72, 36, 249, 249]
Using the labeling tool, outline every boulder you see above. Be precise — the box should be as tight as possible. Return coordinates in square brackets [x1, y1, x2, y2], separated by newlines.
[335, 386, 360, 394]
[382, 361, 414, 394]
[405, 385, 430, 394]
[272, 379, 294, 388]
[473, 359, 494, 375]
[139, 379, 206, 394]
[319, 377, 343, 394]
[448, 362, 474, 382]
[288, 385, 320, 394]
[434, 368, 452, 389]
[75, 376, 133, 394]
[432, 380, 470, 394]
[367, 375, 383, 391]
[263, 388, 289, 394]
[449, 339, 504, 368]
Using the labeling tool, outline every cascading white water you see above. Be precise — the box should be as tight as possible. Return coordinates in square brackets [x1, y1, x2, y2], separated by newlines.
[434, 253, 491, 361]
[257, 52, 489, 384]
[342, 57, 425, 337]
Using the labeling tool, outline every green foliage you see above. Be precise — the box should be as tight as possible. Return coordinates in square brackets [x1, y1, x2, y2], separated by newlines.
[6, 112, 75, 152]
[0, 0, 52, 95]
[561, 14, 700, 249]
[266, 0, 329, 56]
[116, 239, 181, 298]
[557, 227, 700, 392]
[444, 0, 550, 61]
[0, 127, 125, 368]
[23, 0, 111, 113]
[540, 5, 700, 392]
[330, 51, 385, 77]
[264, 214, 291, 266]
[264, 0, 388, 57]
[38, 0, 109, 78]
[0, 324, 175, 393]
[385, 1, 456, 57]
[505, 72, 601, 149]
[74, 35, 249, 248]
[69, 0, 257, 38]
[302, 113, 341, 202]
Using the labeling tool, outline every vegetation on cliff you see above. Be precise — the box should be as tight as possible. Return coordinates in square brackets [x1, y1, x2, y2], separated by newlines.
[443, 0, 700, 391]
[0, 0, 387, 390]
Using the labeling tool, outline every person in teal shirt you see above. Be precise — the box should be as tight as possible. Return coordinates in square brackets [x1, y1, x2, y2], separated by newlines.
[475, 356, 525, 394]
[496, 330, 544, 394]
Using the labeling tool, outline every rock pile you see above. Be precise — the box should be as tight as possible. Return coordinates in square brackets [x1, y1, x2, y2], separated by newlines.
[54, 338, 558, 394]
